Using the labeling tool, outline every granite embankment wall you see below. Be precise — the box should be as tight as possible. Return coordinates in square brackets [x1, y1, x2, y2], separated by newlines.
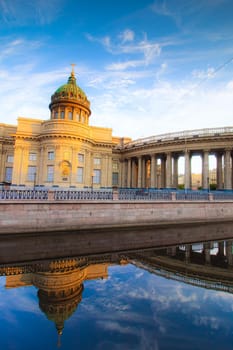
[0, 200, 233, 234]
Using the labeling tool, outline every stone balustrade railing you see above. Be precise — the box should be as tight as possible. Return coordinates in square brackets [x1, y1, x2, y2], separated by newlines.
[1, 188, 233, 201]
[122, 126, 233, 149]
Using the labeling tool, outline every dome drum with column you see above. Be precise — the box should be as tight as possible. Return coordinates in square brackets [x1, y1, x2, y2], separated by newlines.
[49, 70, 91, 124]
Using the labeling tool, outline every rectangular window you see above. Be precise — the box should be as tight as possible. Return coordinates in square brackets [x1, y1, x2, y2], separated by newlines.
[29, 153, 37, 161]
[112, 172, 119, 186]
[5, 167, 12, 182]
[47, 165, 54, 182]
[77, 167, 84, 183]
[78, 153, 84, 163]
[7, 155, 14, 163]
[112, 161, 119, 171]
[93, 157, 101, 165]
[68, 111, 73, 120]
[93, 169, 101, 184]
[48, 151, 55, 160]
[27, 166, 36, 181]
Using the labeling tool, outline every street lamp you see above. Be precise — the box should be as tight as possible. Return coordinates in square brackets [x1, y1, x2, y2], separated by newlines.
[207, 176, 210, 192]
[156, 171, 160, 189]
[33, 172, 36, 190]
[91, 171, 95, 191]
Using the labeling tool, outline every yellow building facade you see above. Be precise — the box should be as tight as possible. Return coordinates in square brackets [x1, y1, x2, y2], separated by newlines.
[0, 68, 126, 188]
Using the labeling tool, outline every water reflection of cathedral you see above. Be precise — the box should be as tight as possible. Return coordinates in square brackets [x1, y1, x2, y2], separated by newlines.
[2, 255, 127, 341]
[1, 239, 233, 339]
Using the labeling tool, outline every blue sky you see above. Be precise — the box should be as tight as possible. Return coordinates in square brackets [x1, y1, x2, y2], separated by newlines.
[0, 0, 233, 140]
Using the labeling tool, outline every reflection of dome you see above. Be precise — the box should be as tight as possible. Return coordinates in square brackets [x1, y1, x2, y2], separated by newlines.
[33, 266, 86, 338]
[38, 284, 83, 336]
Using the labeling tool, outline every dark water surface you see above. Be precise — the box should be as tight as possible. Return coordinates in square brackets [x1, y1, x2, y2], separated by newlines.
[1, 229, 233, 349]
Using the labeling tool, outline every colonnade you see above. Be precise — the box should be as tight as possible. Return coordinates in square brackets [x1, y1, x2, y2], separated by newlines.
[121, 149, 233, 190]
[167, 240, 233, 266]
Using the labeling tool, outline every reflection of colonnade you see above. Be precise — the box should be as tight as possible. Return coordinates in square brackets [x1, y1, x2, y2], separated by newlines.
[167, 240, 233, 267]
[121, 149, 233, 190]
[129, 239, 233, 293]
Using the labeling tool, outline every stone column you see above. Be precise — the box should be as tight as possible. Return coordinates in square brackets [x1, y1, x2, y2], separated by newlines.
[142, 157, 146, 188]
[85, 151, 92, 187]
[218, 241, 225, 256]
[137, 156, 142, 188]
[154, 156, 158, 188]
[146, 159, 150, 188]
[121, 160, 127, 188]
[131, 159, 136, 188]
[102, 154, 112, 187]
[0, 145, 3, 182]
[226, 240, 233, 266]
[184, 151, 191, 190]
[108, 154, 113, 187]
[12, 146, 24, 185]
[216, 153, 223, 189]
[160, 156, 166, 188]
[38, 146, 45, 185]
[173, 155, 179, 188]
[167, 246, 177, 256]
[53, 145, 60, 185]
[224, 149, 232, 189]
[0, 149, 7, 182]
[204, 242, 211, 264]
[166, 152, 172, 188]
[118, 160, 123, 187]
[150, 154, 156, 188]
[202, 150, 209, 190]
[101, 155, 107, 187]
[185, 244, 192, 262]
[70, 147, 77, 186]
[127, 158, 131, 188]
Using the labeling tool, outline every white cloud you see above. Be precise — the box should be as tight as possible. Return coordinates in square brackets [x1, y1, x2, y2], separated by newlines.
[107, 60, 143, 71]
[151, 0, 181, 27]
[0, 0, 64, 25]
[86, 31, 161, 67]
[119, 29, 135, 43]
[193, 315, 220, 330]
[192, 67, 215, 80]
[89, 70, 233, 139]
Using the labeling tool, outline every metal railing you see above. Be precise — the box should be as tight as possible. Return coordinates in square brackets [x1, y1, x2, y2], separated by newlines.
[118, 189, 172, 200]
[0, 189, 48, 200]
[54, 189, 113, 200]
[1, 188, 233, 201]
[175, 190, 209, 201]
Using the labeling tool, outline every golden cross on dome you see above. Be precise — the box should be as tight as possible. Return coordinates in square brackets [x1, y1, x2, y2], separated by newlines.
[71, 63, 76, 75]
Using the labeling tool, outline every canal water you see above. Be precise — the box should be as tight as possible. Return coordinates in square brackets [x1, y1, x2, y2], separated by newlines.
[1, 235, 233, 349]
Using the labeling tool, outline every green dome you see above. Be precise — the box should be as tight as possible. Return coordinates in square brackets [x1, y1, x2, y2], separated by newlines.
[50, 70, 90, 108]
[55, 73, 86, 98]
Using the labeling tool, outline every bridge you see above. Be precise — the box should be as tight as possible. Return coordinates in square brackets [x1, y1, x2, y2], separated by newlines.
[117, 126, 233, 190]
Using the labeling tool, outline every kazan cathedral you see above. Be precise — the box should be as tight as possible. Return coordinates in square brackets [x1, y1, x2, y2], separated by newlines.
[0, 68, 131, 188]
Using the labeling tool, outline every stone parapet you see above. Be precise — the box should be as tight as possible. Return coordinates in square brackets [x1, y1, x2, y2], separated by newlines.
[1, 201, 233, 235]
